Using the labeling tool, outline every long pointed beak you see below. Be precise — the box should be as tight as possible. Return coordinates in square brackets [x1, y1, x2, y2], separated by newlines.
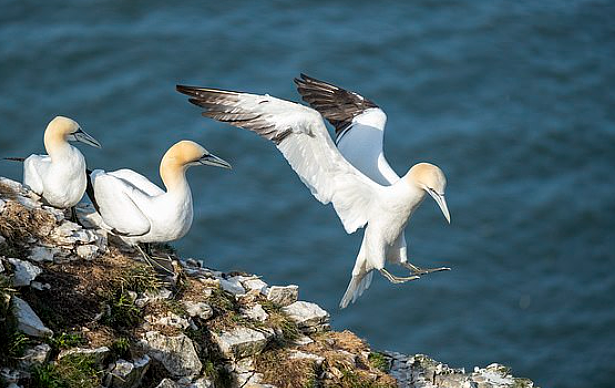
[428, 190, 451, 224]
[70, 128, 102, 149]
[199, 153, 232, 170]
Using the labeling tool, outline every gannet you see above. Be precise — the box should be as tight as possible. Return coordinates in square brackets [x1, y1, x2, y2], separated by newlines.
[177, 84, 451, 308]
[294, 74, 449, 277]
[19, 116, 101, 213]
[88, 140, 231, 271]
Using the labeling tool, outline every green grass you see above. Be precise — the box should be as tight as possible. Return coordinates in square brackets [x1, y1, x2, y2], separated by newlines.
[102, 288, 142, 331]
[110, 337, 131, 359]
[47, 332, 86, 352]
[30, 354, 101, 388]
[368, 352, 390, 373]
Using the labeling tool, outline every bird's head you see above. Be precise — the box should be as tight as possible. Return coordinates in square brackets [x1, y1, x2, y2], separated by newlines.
[45, 116, 102, 149]
[161, 140, 232, 172]
[407, 162, 450, 223]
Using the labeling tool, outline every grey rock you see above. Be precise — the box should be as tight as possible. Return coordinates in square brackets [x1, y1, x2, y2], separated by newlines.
[140, 331, 202, 379]
[282, 301, 329, 333]
[134, 288, 173, 308]
[29, 246, 59, 262]
[183, 301, 213, 320]
[19, 343, 51, 369]
[214, 327, 271, 360]
[108, 355, 151, 388]
[51, 221, 98, 246]
[187, 378, 214, 388]
[76, 244, 99, 260]
[219, 276, 246, 296]
[267, 285, 298, 307]
[288, 350, 325, 366]
[0, 368, 20, 384]
[16, 195, 41, 209]
[7, 383, 21, 388]
[12, 296, 53, 337]
[241, 304, 268, 322]
[58, 346, 111, 367]
[147, 313, 191, 330]
[154, 378, 180, 388]
[8, 258, 42, 287]
[30, 281, 51, 291]
[0, 234, 6, 246]
[0, 198, 6, 213]
[42, 206, 65, 222]
[0, 259, 5, 273]
[241, 278, 268, 294]
[385, 353, 535, 388]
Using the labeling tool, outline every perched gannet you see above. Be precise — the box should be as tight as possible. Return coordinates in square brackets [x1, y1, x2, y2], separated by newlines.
[294, 74, 449, 277]
[19, 116, 101, 213]
[88, 140, 231, 271]
[177, 84, 451, 308]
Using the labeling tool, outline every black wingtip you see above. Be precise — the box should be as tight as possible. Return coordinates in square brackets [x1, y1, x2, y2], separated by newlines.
[3, 157, 26, 162]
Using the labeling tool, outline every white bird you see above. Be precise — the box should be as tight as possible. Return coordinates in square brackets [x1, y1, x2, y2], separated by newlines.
[88, 140, 231, 270]
[294, 74, 449, 277]
[176, 84, 451, 308]
[18, 116, 101, 214]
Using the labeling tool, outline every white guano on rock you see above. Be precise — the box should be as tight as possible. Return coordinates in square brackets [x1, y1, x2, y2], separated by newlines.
[140, 331, 202, 379]
[282, 301, 330, 333]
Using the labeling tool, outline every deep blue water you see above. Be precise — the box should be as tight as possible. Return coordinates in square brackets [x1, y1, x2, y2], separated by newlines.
[1, 1, 615, 387]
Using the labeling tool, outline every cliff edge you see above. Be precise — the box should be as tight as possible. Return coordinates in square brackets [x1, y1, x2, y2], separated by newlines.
[0, 177, 536, 388]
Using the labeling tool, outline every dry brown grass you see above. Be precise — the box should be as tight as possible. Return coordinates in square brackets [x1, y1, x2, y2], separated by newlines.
[0, 181, 17, 199]
[255, 349, 318, 388]
[0, 201, 57, 258]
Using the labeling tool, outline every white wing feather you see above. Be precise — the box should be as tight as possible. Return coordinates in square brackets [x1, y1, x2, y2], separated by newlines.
[108, 169, 165, 197]
[178, 86, 382, 234]
[90, 169, 152, 236]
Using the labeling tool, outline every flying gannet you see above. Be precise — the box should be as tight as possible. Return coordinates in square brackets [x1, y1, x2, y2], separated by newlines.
[176, 84, 450, 308]
[12, 116, 101, 216]
[88, 140, 231, 272]
[294, 73, 449, 277]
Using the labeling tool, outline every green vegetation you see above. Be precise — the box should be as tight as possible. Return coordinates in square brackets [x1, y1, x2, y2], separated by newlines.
[102, 288, 142, 330]
[47, 332, 86, 352]
[0, 274, 31, 366]
[30, 354, 101, 388]
[110, 337, 131, 359]
[337, 368, 397, 388]
[368, 352, 390, 373]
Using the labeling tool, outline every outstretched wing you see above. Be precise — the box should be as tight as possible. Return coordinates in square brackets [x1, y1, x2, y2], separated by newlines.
[294, 74, 399, 185]
[177, 85, 382, 234]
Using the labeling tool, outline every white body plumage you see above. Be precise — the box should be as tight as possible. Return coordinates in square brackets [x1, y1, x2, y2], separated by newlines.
[22, 116, 101, 209]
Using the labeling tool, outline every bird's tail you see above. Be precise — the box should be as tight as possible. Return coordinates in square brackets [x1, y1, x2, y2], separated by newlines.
[3, 157, 25, 162]
[85, 168, 101, 213]
[339, 270, 373, 309]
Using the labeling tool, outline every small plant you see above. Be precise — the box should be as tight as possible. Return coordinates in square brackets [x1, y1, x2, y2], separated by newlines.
[110, 337, 131, 359]
[102, 288, 142, 330]
[30, 363, 67, 388]
[47, 332, 86, 352]
[368, 352, 390, 373]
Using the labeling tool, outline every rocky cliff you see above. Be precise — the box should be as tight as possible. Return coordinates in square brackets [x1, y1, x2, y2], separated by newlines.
[0, 177, 536, 388]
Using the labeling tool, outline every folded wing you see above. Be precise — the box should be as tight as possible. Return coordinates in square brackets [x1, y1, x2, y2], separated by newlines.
[176, 85, 381, 234]
[90, 169, 152, 237]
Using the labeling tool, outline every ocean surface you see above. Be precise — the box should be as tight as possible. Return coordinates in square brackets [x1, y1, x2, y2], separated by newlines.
[1, 1, 614, 386]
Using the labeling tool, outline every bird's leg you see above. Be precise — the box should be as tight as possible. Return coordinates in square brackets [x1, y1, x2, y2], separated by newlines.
[401, 262, 451, 276]
[379, 268, 420, 284]
[136, 244, 174, 275]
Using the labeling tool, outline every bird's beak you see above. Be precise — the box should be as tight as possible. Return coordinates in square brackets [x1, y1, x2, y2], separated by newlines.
[198, 153, 232, 170]
[428, 190, 451, 224]
[68, 128, 102, 149]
